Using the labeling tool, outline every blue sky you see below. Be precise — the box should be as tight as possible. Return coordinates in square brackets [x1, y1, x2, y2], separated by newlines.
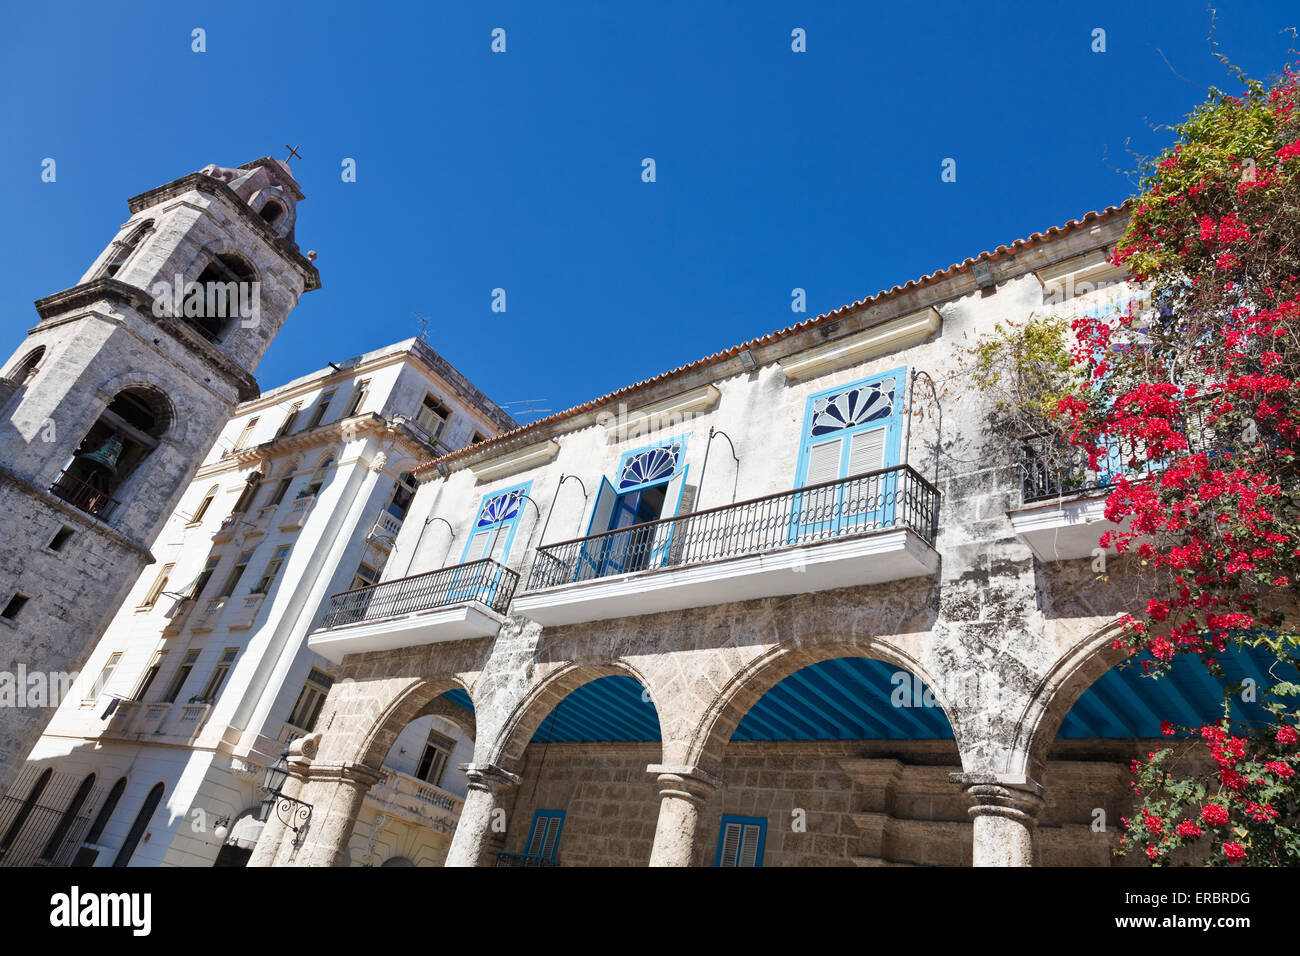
[2, 1, 1297, 422]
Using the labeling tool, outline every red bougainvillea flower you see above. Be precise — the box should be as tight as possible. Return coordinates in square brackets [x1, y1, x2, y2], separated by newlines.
[1202, 804, 1230, 826]
[1176, 821, 1204, 837]
[1222, 842, 1247, 862]
[1278, 726, 1298, 746]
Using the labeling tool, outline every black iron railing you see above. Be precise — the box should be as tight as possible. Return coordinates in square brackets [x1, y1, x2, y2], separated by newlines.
[1021, 417, 1227, 505]
[49, 470, 120, 519]
[525, 464, 940, 593]
[495, 851, 559, 867]
[322, 558, 518, 628]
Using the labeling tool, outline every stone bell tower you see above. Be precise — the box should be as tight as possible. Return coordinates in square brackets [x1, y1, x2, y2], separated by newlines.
[0, 158, 320, 793]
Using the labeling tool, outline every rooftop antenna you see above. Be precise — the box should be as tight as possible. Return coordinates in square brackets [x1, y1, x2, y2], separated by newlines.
[413, 311, 430, 342]
[499, 399, 552, 422]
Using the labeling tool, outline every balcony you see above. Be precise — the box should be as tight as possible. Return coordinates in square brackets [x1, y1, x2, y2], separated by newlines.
[514, 465, 940, 628]
[307, 559, 518, 663]
[227, 593, 266, 630]
[280, 494, 314, 531]
[368, 509, 404, 549]
[49, 470, 119, 520]
[363, 769, 463, 835]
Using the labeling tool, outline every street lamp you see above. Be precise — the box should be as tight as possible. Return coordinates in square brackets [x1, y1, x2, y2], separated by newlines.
[259, 750, 314, 848]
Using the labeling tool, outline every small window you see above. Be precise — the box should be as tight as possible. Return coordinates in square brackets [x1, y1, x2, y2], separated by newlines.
[350, 562, 379, 591]
[302, 458, 333, 498]
[343, 379, 370, 418]
[287, 668, 334, 731]
[470, 432, 486, 445]
[2, 594, 28, 620]
[139, 563, 174, 609]
[47, 527, 74, 552]
[276, 402, 303, 437]
[414, 729, 456, 786]
[259, 199, 284, 226]
[162, 650, 200, 703]
[525, 810, 565, 863]
[89, 652, 123, 699]
[251, 546, 291, 594]
[113, 782, 165, 867]
[188, 488, 218, 526]
[232, 417, 259, 453]
[716, 816, 766, 867]
[217, 551, 255, 599]
[268, 476, 293, 507]
[195, 648, 238, 703]
[179, 556, 221, 602]
[231, 473, 263, 514]
[415, 394, 450, 439]
[307, 390, 335, 429]
[386, 472, 416, 519]
[131, 651, 167, 702]
[84, 777, 127, 846]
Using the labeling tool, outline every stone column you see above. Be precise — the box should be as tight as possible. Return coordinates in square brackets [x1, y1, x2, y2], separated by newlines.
[646, 764, 721, 867]
[950, 773, 1046, 867]
[287, 763, 385, 867]
[247, 733, 317, 868]
[445, 764, 521, 867]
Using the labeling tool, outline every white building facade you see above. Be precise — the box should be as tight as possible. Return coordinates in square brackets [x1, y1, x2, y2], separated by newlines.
[12, 338, 512, 867]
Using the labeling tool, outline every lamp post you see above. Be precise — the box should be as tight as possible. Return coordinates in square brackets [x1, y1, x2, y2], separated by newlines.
[260, 750, 314, 849]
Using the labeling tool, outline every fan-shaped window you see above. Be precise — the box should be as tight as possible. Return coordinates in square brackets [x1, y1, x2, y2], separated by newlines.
[50, 386, 173, 520]
[186, 253, 256, 343]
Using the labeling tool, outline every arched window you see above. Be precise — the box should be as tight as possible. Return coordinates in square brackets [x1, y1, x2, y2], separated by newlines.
[387, 471, 417, 519]
[112, 782, 165, 867]
[189, 485, 219, 525]
[259, 200, 284, 226]
[83, 777, 127, 846]
[50, 386, 172, 519]
[40, 773, 96, 863]
[187, 253, 256, 343]
[98, 220, 154, 280]
[301, 456, 334, 498]
[0, 768, 52, 860]
[3, 346, 45, 386]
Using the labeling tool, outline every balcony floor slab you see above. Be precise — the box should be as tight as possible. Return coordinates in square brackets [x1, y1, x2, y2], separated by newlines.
[308, 601, 505, 664]
[514, 528, 939, 628]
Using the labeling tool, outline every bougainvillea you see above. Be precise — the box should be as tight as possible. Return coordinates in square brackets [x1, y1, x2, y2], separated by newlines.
[1054, 63, 1300, 865]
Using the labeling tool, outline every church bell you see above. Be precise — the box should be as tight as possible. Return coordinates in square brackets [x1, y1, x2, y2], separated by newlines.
[75, 433, 124, 477]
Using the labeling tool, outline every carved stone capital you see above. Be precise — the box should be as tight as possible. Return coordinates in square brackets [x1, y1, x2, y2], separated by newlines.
[646, 764, 722, 804]
[461, 763, 522, 794]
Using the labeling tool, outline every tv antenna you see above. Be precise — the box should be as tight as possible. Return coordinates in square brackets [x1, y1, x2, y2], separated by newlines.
[499, 399, 553, 422]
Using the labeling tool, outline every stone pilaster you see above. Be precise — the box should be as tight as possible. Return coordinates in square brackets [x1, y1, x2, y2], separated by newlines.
[646, 764, 721, 867]
[248, 734, 316, 868]
[283, 762, 385, 867]
[951, 773, 1045, 867]
[445, 763, 521, 867]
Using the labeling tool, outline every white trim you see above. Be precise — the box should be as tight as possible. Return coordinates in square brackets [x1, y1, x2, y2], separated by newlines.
[778, 309, 941, 382]
[307, 601, 506, 663]
[469, 439, 561, 482]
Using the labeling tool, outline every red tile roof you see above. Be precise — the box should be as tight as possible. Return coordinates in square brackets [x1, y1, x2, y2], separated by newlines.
[413, 203, 1131, 475]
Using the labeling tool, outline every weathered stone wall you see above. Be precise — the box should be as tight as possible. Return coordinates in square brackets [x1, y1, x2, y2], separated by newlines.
[501, 739, 1150, 867]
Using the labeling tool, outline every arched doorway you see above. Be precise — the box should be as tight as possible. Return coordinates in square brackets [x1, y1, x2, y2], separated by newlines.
[705, 655, 959, 867]
[494, 672, 663, 867]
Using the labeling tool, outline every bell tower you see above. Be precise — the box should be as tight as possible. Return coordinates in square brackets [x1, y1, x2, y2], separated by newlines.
[0, 159, 320, 793]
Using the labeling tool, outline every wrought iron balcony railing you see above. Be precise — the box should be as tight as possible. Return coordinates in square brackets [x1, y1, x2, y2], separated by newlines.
[1020, 418, 1227, 505]
[525, 464, 940, 593]
[495, 851, 559, 867]
[321, 558, 519, 628]
[49, 470, 120, 519]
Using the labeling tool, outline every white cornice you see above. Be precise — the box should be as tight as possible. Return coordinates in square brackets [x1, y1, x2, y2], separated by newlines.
[468, 439, 561, 482]
[598, 384, 721, 434]
[777, 308, 942, 383]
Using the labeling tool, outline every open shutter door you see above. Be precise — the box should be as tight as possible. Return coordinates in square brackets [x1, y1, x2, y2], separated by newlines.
[649, 464, 689, 569]
[540, 815, 562, 861]
[718, 822, 742, 867]
[576, 477, 617, 582]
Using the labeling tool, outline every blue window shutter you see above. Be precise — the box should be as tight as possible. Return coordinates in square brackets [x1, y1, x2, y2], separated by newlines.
[526, 809, 565, 861]
[716, 815, 766, 867]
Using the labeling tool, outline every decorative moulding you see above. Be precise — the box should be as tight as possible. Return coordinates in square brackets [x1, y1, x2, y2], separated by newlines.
[598, 384, 720, 435]
[1035, 249, 1127, 296]
[778, 308, 942, 383]
[469, 439, 561, 482]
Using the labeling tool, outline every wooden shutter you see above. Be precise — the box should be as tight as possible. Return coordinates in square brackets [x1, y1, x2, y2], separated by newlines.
[847, 427, 885, 477]
[805, 439, 842, 486]
[719, 821, 742, 866]
[738, 824, 762, 867]
[540, 816, 561, 859]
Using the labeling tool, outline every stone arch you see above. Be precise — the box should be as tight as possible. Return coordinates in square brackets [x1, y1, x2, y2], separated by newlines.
[247, 185, 297, 239]
[1010, 617, 1129, 782]
[684, 635, 953, 778]
[4, 345, 45, 385]
[92, 372, 188, 448]
[351, 674, 477, 771]
[489, 659, 663, 773]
